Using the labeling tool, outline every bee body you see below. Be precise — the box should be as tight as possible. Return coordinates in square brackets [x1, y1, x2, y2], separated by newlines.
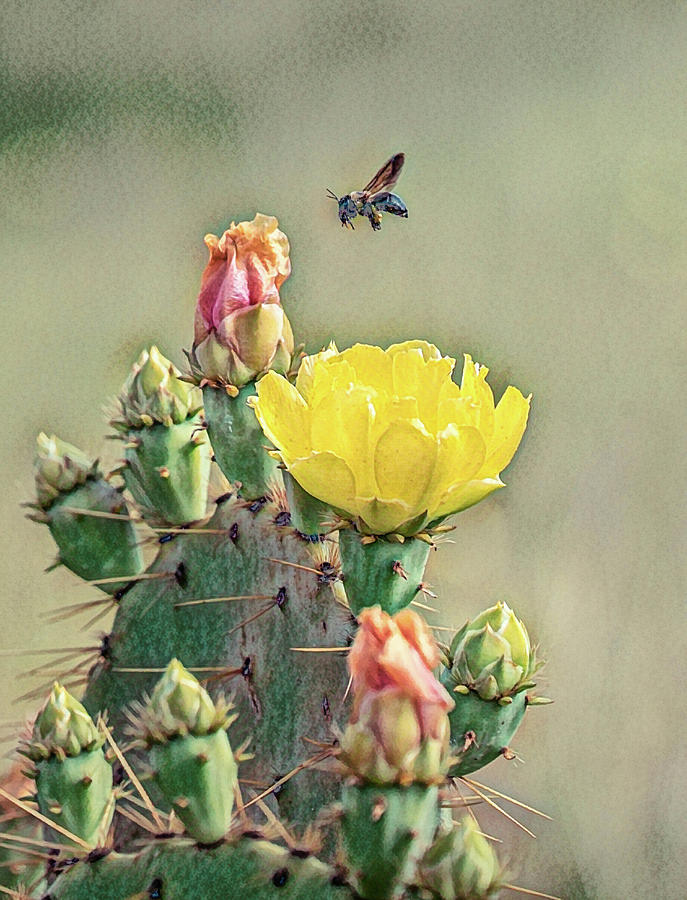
[327, 153, 408, 231]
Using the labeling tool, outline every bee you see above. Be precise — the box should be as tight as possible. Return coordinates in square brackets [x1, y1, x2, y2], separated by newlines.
[327, 153, 408, 231]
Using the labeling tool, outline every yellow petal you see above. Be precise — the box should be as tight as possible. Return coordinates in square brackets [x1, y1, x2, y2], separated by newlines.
[426, 425, 486, 514]
[386, 339, 444, 361]
[254, 372, 310, 461]
[460, 354, 495, 443]
[480, 386, 531, 476]
[339, 344, 394, 393]
[295, 342, 338, 402]
[373, 418, 437, 515]
[310, 388, 377, 496]
[432, 477, 504, 520]
[436, 396, 480, 431]
[288, 452, 358, 513]
[308, 357, 358, 407]
[355, 497, 417, 535]
[390, 348, 455, 434]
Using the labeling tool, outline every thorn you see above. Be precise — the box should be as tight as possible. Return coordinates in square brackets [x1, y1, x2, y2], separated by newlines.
[391, 561, 408, 580]
[175, 594, 272, 609]
[0, 788, 92, 850]
[501, 885, 562, 899]
[462, 730, 479, 752]
[502, 747, 517, 761]
[100, 722, 165, 832]
[417, 582, 437, 599]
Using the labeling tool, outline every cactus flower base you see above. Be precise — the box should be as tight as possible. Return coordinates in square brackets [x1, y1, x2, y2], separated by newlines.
[441, 680, 528, 776]
[338, 531, 432, 616]
[341, 782, 440, 899]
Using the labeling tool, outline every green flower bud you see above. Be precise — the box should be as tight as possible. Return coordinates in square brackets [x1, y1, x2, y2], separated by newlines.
[449, 602, 537, 700]
[135, 660, 233, 743]
[149, 659, 217, 736]
[34, 433, 98, 509]
[420, 816, 502, 899]
[26, 683, 102, 761]
[112, 346, 201, 430]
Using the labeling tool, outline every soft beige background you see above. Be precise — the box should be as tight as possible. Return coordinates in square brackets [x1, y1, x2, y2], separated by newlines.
[1, 2, 685, 897]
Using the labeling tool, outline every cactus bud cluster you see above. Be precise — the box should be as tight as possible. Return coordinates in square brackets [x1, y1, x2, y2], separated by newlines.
[448, 602, 536, 701]
[34, 433, 97, 509]
[111, 346, 201, 431]
[131, 660, 239, 844]
[22, 684, 114, 850]
[419, 816, 502, 899]
[25, 683, 103, 761]
[112, 347, 212, 524]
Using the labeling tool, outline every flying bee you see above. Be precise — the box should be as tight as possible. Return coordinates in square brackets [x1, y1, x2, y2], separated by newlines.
[327, 153, 408, 231]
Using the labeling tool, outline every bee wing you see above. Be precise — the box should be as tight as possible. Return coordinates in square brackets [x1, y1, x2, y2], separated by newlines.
[362, 153, 405, 195]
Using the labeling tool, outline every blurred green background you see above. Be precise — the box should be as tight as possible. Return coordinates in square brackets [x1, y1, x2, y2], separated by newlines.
[1, 1, 686, 897]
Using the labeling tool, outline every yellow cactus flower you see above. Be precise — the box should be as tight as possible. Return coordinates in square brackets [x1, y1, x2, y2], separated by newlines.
[253, 340, 530, 535]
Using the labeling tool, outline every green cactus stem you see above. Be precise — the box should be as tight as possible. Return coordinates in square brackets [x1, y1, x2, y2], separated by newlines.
[338, 530, 432, 616]
[23, 684, 114, 849]
[46, 834, 354, 899]
[202, 383, 281, 500]
[112, 347, 212, 525]
[31, 434, 143, 593]
[441, 675, 528, 776]
[81, 497, 352, 839]
[419, 815, 502, 899]
[133, 660, 239, 844]
[282, 469, 331, 535]
[340, 782, 440, 900]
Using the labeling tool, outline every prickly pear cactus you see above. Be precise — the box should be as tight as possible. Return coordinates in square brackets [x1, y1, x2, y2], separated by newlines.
[3, 212, 555, 900]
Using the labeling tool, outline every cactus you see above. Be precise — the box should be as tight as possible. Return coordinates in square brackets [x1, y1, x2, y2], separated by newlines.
[3, 211, 556, 899]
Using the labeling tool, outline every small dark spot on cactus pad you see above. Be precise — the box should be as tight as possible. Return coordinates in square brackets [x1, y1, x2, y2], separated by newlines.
[99, 633, 112, 661]
[85, 848, 111, 863]
[216, 491, 233, 505]
[272, 775, 285, 797]
[275, 586, 288, 609]
[113, 580, 136, 601]
[331, 869, 348, 886]
[317, 562, 339, 584]
[174, 562, 188, 588]
[243, 829, 264, 840]
[158, 532, 178, 545]
[322, 695, 331, 719]
[272, 867, 289, 887]
[229, 522, 239, 543]
[274, 510, 292, 526]
[249, 496, 268, 513]
[296, 530, 322, 542]
[290, 848, 310, 859]
[322, 619, 328, 633]
[148, 877, 163, 898]
[241, 656, 252, 679]
[112, 761, 125, 785]
[153, 832, 176, 840]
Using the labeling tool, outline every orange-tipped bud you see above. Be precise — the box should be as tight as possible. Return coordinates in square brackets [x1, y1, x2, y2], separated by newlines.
[340, 606, 454, 784]
[192, 214, 294, 386]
